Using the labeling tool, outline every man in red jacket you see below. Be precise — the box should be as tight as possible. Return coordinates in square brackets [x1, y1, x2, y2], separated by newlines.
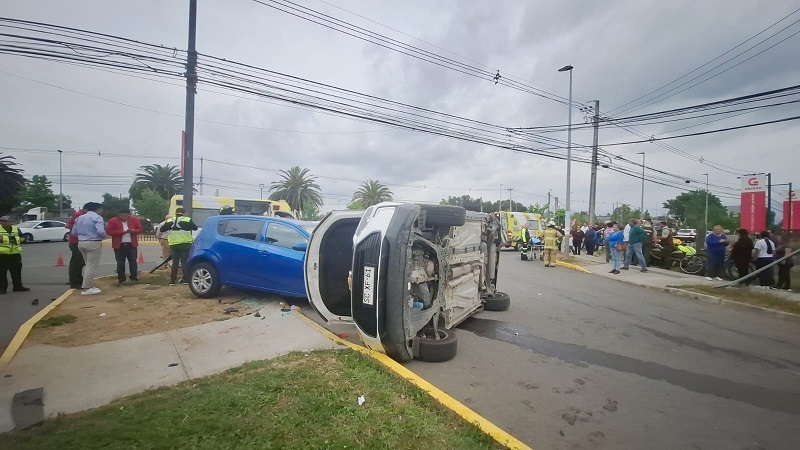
[65, 205, 88, 289]
[105, 208, 143, 285]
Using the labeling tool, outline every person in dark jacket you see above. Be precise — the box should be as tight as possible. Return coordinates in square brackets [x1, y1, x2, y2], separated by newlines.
[622, 219, 648, 272]
[585, 226, 598, 255]
[729, 229, 754, 285]
[774, 234, 793, 291]
[571, 228, 585, 255]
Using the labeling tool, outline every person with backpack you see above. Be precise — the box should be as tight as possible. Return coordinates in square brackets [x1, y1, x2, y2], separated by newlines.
[752, 230, 776, 288]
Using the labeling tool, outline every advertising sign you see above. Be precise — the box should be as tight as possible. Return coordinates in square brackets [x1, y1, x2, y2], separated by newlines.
[783, 189, 798, 231]
[739, 175, 766, 232]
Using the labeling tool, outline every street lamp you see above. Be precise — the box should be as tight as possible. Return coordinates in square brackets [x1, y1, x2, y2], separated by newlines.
[57, 150, 63, 216]
[259, 183, 265, 200]
[499, 183, 503, 210]
[559, 64, 573, 253]
[636, 152, 645, 218]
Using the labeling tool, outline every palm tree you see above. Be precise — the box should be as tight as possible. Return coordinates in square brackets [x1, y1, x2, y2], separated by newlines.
[268, 166, 323, 217]
[0, 153, 26, 214]
[129, 164, 184, 201]
[351, 179, 393, 208]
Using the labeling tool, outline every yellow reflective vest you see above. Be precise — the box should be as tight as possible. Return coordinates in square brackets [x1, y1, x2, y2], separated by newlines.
[0, 225, 22, 255]
[166, 216, 194, 245]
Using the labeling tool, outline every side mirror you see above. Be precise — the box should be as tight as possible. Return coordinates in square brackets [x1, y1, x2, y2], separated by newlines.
[292, 242, 308, 252]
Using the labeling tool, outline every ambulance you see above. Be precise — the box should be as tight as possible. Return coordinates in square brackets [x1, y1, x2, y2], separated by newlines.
[495, 211, 544, 250]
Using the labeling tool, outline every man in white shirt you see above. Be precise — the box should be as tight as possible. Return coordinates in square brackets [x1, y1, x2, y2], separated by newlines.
[752, 230, 775, 288]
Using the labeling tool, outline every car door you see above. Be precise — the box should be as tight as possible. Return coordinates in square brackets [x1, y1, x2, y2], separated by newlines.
[305, 210, 364, 323]
[37, 221, 55, 240]
[258, 221, 310, 296]
[215, 218, 267, 288]
[50, 221, 67, 240]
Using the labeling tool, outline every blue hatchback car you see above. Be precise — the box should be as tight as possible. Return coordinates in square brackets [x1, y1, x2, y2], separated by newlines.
[186, 215, 317, 298]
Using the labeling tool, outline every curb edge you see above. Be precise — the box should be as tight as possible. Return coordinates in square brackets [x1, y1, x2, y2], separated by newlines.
[292, 311, 533, 450]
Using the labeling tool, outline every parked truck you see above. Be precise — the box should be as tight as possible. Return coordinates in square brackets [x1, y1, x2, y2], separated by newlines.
[22, 207, 52, 221]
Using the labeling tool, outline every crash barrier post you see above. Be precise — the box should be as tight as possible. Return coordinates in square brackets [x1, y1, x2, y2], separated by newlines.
[149, 255, 172, 274]
[715, 248, 800, 288]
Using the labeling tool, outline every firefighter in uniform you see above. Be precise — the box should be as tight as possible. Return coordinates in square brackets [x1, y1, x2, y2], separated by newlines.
[542, 221, 563, 267]
[219, 205, 235, 215]
[0, 215, 30, 294]
[657, 221, 675, 269]
[520, 223, 532, 261]
[159, 208, 198, 285]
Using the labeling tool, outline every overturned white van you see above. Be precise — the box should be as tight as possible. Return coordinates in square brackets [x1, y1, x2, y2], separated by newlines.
[305, 202, 510, 362]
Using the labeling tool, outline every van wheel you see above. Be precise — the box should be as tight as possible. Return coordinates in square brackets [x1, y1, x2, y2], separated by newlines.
[483, 292, 511, 311]
[416, 329, 458, 362]
[418, 204, 466, 227]
[189, 263, 222, 298]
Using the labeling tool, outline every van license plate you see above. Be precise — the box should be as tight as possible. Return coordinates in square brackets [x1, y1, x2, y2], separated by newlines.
[362, 266, 375, 305]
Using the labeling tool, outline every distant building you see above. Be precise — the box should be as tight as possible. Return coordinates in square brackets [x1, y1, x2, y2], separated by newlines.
[726, 205, 740, 217]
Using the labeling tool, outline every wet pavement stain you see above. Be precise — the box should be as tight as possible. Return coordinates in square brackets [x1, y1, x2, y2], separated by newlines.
[460, 317, 800, 415]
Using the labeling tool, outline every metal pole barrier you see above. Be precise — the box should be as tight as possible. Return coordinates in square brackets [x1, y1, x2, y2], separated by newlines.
[715, 248, 800, 288]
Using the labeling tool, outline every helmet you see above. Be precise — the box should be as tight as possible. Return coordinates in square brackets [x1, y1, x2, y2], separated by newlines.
[219, 205, 235, 215]
[547, 221, 556, 227]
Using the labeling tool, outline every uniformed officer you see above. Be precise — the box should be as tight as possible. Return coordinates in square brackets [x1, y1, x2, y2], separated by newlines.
[0, 215, 30, 294]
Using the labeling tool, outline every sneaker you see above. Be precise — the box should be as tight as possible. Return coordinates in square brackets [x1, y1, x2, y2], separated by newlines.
[714, 277, 723, 281]
[621, 267, 629, 270]
[81, 287, 101, 296]
[130, 277, 139, 282]
[704, 277, 713, 281]
[169, 283, 176, 286]
[640, 269, 648, 273]
[613, 270, 620, 274]
[12, 286, 30, 292]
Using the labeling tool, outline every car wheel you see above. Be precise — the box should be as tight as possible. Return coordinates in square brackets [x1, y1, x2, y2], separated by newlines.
[483, 291, 511, 311]
[417, 204, 466, 227]
[188, 263, 222, 298]
[63, 232, 70, 242]
[416, 329, 458, 363]
[23, 233, 33, 243]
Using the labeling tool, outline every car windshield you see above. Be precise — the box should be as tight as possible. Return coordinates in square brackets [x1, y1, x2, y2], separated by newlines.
[18, 221, 40, 228]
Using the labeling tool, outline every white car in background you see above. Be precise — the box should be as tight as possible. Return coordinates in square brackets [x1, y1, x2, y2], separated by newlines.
[17, 220, 70, 243]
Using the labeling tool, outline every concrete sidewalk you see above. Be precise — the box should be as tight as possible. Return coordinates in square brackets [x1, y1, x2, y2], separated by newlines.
[0, 302, 338, 432]
[569, 253, 800, 303]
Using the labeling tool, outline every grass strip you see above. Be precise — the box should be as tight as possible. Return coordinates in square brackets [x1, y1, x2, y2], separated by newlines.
[0, 349, 503, 450]
[681, 285, 800, 315]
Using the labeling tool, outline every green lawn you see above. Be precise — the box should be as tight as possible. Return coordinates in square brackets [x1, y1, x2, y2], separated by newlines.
[682, 285, 800, 315]
[0, 350, 502, 450]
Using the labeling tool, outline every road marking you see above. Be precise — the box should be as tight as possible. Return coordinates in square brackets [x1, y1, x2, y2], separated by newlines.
[293, 311, 534, 450]
[0, 289, 74, 369]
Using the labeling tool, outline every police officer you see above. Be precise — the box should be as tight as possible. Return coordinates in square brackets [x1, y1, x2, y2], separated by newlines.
[657, 221, 675, 269]
[159, 208, 198, 286]
[520, 223, 532, 261]
[542, 221, 563, 267]
[0, 215, 30, 294]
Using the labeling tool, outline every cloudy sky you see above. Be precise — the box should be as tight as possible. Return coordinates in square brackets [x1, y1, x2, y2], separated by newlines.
[1, 0, 798, 218]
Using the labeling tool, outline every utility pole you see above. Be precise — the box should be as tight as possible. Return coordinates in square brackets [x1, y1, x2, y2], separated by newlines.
[182, 0, 198, 217]
[766, 172, 772, 229]
[507, 188, 513, 212]
[789, 182, 793, 232]
[199, 157, 204, 196]
[546, 191, 552, 220]
[588, 100, 600, 225]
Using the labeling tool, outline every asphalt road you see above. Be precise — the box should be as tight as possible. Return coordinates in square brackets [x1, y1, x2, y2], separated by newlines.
[0, 241, 164, 352]
[407, 251, 800, 450]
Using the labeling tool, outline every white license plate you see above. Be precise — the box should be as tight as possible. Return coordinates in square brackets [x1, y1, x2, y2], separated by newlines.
[362, 266, 375, 305]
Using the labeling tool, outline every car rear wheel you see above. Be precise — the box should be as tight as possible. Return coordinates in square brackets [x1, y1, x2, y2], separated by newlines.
[483, 291, 511, 311]
[418, 204, 466, 227]
[23, 233, 33, 243]
[416, 329, 458, 362]
[189, 263, 222, 298]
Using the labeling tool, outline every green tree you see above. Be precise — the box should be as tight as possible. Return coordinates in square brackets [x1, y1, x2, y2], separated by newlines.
[662, 190, 736, 231]
[351, 179, 393, 209]
[268, 166, 323, 217]
[15, 175, 57, 213]
[132, 188, 169, 222]
[527, 203, 548, 216]
[129, 164, 184, 201]
[101, 193, 131, 221]
[0, 153, 26, 214]
[299, 199, 321, 221]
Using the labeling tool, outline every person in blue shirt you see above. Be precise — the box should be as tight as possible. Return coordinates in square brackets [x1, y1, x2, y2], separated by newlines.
[704, 225, 728, 281]
[72, 202, 107, 295]
[606, 223, 625, 274]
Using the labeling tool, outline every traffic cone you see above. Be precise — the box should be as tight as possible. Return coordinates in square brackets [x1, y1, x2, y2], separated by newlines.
[55, 254, 64, 267]
[138, 252, 145, 264]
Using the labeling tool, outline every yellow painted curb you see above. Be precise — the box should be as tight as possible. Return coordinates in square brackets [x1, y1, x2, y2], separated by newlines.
[555, 260, 592, 273]
[0, 288, 74, 370]
[293, 311, 533, 450]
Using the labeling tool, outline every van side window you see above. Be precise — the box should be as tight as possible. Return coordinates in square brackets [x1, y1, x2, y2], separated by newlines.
[265, 223, 306, 249]
[221, 219, 263, 241]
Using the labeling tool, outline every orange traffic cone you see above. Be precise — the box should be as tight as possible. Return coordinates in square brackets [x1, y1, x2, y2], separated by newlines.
[55, 254, 64, 267]
[138, 252, 145, 264]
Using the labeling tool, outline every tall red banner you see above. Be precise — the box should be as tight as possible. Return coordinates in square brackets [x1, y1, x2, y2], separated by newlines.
[740, 175, 766, 233]
[783, 189, 798, 231]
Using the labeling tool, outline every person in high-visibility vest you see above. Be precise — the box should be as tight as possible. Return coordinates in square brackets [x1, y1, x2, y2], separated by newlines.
[0, 215, 30, 294]
[520, 223, 532, 261]
[542, 221, 563, 267]
[159, 208, 198, 286]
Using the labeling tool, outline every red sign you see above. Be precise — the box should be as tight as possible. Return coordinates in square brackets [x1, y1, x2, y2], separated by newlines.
[783, 198, 799, 231]
[739, 174, 767, 232]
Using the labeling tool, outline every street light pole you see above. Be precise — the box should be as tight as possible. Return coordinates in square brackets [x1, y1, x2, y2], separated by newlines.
[559, 65, 574, 253]
[57, 150, 63, 216]
[637, 152, 645, 218]
[499, 184, 503, 210]
[259, 183, 265, 200]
